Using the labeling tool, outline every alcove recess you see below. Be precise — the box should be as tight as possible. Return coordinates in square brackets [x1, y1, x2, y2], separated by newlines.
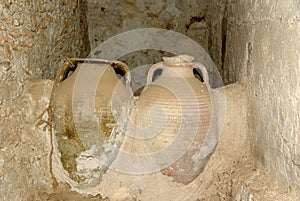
[0, 0, 299, 200]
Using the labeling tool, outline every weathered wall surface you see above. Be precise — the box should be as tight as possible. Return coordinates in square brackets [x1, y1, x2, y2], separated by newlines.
[87, 0, 209, 52]
[86, 0, 213, 93]
[0, 79, 54, 200]
[0, 0, 90, 99]
[0, 0, 90, 200]
[215, 0, 300, 196]
[206, 1, 227, 79]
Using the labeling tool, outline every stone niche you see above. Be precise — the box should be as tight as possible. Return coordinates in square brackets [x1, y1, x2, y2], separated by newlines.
[0, 0, 299, 200]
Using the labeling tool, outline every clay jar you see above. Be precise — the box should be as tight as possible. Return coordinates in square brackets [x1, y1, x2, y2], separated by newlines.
[134, 56, 214, 184]
[52, 59, 131, 188]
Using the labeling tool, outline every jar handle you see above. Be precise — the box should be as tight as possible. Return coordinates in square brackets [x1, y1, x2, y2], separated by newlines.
[146, 62, 165, 84]
[112, 61, 131, 87]
[191, 62, 210, 89]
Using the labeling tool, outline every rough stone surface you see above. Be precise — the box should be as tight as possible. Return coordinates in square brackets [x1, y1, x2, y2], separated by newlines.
[218, 0, 300, 196]
[0, 0, 90, 200]
[85, 0, 220, 94]
[232, 159, 299, 201]
[85, 0, 213, 94]
[0, 79, 54, 200]
[0, 0, 90, 101]
[87, 0, 209, 52]
[206, 0, 227, 76]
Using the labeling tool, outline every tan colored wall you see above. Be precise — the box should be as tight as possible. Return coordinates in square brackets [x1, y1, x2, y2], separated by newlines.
[217, 0, 300, 194]
[0, 0, 90, 200]
[86, 0, 213, 93]
[0, 1, 90, 99]
[87, 0, 209, 52]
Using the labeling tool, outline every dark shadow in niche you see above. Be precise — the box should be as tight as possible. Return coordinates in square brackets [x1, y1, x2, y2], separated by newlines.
[221, 2, 229, 84]
[221, 14, 227, 71]
[78, 0, 91, 58]
[186, 16, 206, 30]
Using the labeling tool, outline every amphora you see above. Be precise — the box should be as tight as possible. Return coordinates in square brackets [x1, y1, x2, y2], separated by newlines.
[133, 55, 216, 184]
[51, 58, 132, 188]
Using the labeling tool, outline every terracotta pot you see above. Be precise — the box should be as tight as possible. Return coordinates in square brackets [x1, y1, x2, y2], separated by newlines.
[52, 58, 132, 188]
[132, 56, 215, 184]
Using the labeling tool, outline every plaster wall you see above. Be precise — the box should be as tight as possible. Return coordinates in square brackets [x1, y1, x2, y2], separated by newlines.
[208, 0, 300, 195]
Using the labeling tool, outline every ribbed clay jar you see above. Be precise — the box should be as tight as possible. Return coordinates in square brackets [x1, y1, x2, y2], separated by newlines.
[135, 55, 214, 185]
[52, 58, 132, 189]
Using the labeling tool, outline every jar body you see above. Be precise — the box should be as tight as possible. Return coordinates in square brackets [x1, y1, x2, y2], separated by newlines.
[52, 59, 131, 188]
[134, 61, 214, 184]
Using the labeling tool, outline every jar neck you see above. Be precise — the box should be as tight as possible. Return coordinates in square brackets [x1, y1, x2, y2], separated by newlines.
[160, 62, 194, 77]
